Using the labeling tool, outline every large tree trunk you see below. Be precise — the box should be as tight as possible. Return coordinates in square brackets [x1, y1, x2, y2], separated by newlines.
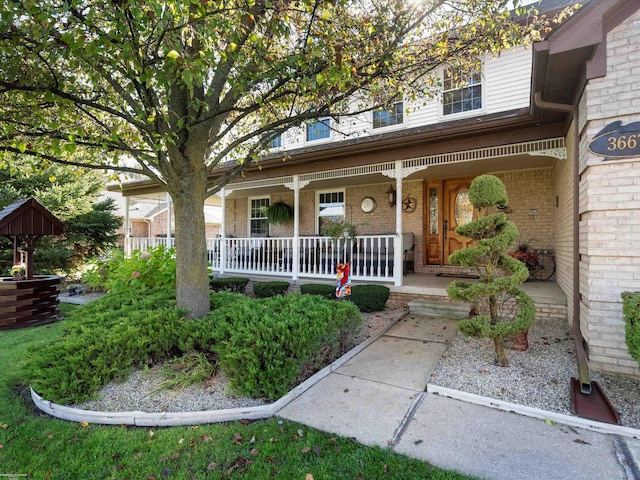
[168, 174, 211, 319]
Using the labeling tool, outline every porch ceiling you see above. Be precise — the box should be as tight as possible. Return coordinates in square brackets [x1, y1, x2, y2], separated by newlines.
[402, 152, 557, 181]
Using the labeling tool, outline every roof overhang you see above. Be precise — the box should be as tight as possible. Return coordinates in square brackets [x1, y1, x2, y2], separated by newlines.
[531, 0, 640, 121]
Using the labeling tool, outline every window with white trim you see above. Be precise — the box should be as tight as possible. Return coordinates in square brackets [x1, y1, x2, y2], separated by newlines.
[442, 68, 482, 116]
[249, 197, 270, 237]
[373, 97, 403, 128]
[306, 117, 331, 141]
[268, 133, 282, 149]
[318, 190, 345, 234]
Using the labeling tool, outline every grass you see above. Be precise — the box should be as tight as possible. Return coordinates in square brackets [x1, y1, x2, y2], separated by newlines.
[0, 307, 476, 479]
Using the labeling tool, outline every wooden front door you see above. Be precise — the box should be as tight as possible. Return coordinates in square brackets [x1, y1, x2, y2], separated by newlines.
[425, 178, 475, 265]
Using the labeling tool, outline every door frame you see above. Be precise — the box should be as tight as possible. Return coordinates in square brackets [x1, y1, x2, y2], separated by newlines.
[424, 176, 476, 266]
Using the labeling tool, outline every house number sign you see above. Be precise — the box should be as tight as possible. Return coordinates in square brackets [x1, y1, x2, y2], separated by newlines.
[589, 120, 640, 160]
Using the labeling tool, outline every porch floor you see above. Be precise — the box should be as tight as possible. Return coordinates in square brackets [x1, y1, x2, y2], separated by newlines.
[393, 273, 567, 306]
[229, 271, 567, 308]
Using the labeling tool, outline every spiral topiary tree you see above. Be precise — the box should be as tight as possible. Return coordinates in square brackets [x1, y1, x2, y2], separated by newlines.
[446, 175, 535, 367]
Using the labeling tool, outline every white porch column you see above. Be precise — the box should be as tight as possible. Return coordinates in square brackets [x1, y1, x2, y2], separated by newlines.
[124, 196, 131, 257]
[292, 175, 300, 282]
[394, 160, 403, 286]
[220, 187, 227, 275]
[165, 192, 171, 243]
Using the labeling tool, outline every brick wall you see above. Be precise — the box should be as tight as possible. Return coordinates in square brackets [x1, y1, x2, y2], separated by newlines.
[579, 10, 640, 378]
[554, 121, 576, 325]
[494, 168, 555, 250]
[130, 220, 149, 237]
[224, 197, 248, 237]
[149, 211, 169, 237]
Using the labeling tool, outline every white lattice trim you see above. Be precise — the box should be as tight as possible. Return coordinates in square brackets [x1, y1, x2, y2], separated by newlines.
[224, 176, 294, 191]
[300, 162, 395, 182]
[403, 138, 565, 171]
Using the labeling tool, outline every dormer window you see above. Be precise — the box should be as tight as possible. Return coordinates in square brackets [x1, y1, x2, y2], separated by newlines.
[306, 117, 331, 141]
[442, 68, 482, 116]
[373, 96, 403, 129]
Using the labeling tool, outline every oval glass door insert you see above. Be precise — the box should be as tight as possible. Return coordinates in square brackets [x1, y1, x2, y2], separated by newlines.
[454, 188, 473, 227]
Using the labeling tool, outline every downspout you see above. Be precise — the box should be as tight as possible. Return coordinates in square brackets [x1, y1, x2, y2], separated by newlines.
[534, 92, 591, 394]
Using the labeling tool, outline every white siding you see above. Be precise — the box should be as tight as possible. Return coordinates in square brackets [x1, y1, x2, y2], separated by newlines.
[484, 48, 532, 113]
[277, 46, 533, 152]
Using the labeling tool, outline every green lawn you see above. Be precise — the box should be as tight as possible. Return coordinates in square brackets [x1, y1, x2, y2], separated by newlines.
[0, 307, 475, 479]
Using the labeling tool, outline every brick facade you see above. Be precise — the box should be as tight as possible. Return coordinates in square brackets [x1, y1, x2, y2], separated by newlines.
[578, 10, 640, 377]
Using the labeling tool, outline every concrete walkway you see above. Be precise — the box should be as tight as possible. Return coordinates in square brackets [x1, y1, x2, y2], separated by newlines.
[278, 314, 640, 480]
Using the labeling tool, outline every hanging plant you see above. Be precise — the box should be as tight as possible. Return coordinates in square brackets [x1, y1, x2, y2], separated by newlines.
[266, 200, 294, 224]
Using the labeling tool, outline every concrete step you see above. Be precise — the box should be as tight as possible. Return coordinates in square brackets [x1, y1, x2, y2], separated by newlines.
[407, 299, 473, 319]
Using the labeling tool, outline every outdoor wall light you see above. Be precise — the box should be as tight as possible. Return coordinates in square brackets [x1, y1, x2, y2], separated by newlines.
[386, 185, 396, 208]
[529, 208, 538, 220]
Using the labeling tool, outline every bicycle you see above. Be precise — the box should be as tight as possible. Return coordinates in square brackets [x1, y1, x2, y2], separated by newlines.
[529, 248, 556, 281]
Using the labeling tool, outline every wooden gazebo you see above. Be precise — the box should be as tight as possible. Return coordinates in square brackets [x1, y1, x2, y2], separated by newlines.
[0, 197, 65, 329]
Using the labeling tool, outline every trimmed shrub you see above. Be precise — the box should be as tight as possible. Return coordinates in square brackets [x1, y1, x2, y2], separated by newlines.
[622, 292, 640, 368]
[252, 281, 290, 298]
[23, 287, 217, 404]
[300, 283, 335, 300]
[209, 277, 249, 293]
[447, 175, 534, 367]
[210, 293, 362, 400]
[348, 285, 390, 312]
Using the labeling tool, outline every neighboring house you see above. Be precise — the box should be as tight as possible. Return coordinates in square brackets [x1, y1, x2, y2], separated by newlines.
[115, 0, 640, 380]
[101, 192, 221, 249]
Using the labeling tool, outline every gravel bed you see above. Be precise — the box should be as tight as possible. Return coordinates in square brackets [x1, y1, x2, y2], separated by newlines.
[73, 306, 408, 414]
[429, 317, 640, 430]
[75, 370, 267, 413]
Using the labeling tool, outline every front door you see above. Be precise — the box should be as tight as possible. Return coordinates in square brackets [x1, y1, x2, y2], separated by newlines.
[425, 178, 475, 265]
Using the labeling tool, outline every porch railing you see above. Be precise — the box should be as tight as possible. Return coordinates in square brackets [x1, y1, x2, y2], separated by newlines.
[126, 234, 397, 281]
[128, 237, 175, 252]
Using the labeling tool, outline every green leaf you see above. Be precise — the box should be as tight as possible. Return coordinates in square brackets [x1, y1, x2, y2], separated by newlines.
[182, 69, 194, 96]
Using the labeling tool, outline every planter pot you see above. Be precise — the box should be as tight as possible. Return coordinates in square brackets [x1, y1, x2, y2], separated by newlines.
[511, 329, 529, 351]
[0, 275, 62, 330]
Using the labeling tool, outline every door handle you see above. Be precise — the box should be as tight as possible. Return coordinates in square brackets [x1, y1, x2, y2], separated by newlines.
[443, 219, 448, 240]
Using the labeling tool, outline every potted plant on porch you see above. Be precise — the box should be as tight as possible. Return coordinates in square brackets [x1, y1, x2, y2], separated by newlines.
[323, 220, 358, 244]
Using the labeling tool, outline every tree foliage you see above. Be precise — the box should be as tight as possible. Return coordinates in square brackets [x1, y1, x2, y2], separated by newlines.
[446, 174, 535, 367]
[0, 157, 120, 275]
[0, 0, 563, 316]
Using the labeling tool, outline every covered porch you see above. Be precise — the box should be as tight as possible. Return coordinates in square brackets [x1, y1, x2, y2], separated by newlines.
[123, 136, 567, 288]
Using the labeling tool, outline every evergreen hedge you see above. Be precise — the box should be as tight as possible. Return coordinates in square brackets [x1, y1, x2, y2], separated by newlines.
[300, 283, 336, 299]
[23, 287, 215, 404]
[252, 281, 290, 298]
[622, 291, 640, 368]
[348, 285, 390, 312]
[209, 277, 250, 293]
[210, 293, 361, 400]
